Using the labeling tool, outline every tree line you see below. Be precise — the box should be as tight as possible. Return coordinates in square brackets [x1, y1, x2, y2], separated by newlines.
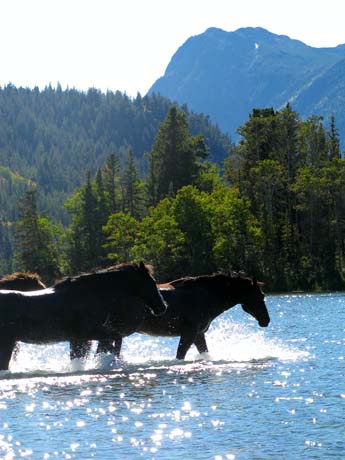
[0, 84, 230, 224]
[7, 103, 345, 292]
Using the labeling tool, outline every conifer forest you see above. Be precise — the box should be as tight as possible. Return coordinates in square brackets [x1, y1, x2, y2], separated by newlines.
[0, 85, 344, 292]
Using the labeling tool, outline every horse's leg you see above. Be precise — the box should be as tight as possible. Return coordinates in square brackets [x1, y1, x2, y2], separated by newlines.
[70, 340, 92, 360]
[176, 328, 197, 360]
[194, 333, 208, 355]
[0, 338, 16, 370]
[11, 343, 21, 361]
[96, 339, 114, 354]
[96, 338, 122, 357]
[113, 337, 122, 358]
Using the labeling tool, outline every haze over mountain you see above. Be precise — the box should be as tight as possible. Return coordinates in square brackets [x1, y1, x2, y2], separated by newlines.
[149, 27, 345, 141]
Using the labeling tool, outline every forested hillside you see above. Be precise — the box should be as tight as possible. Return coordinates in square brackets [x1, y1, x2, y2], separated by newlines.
[0, 85, 231, 225]
[4, 102, 345, 292]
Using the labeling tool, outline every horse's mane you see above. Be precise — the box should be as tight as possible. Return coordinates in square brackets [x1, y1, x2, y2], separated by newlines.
[169, 272, 253, 288]
[0, 272, 42, 282]
[53, 262, 153, 289]
[101, 262, 154, 276]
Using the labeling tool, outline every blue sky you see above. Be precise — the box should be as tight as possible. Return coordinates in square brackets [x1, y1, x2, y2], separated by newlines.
[1, 0, 345, 96]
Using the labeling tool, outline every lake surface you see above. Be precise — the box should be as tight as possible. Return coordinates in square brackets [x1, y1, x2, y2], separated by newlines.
[0, 293, 344, 459]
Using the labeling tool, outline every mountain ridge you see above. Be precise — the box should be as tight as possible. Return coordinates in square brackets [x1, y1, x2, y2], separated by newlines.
[149, 27, 345, 140]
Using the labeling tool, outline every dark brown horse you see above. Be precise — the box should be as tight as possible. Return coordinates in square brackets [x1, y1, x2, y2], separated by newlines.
[0, 262, 166, 370]
[0, 272, 47, 291]
[0, 272, 47, 360]
[74, 273, 270, 360]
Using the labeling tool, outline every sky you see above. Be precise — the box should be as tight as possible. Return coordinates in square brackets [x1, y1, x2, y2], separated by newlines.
[1, 0, 345, 97]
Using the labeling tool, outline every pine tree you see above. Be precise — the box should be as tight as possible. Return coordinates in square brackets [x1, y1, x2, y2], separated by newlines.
[328, 114, 341, 160]
[14, 190, 59, 281]
[103, 153, 121, 214]
[147, 106, 207, 204]
[65, 172, 105, 272]
[121, 148, 146, 218]
[0, 222, 13, 274]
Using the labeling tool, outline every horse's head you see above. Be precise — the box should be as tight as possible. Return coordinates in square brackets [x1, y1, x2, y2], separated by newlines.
[134, 262, 167, 316]
[240, 277, 270, 327]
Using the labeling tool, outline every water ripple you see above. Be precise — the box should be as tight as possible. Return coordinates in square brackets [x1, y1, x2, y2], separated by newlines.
[0, 295, 344, 459]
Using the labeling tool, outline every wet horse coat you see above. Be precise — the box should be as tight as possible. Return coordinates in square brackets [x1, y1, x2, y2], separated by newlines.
[0, 262, 166, 370]
[79, 273, 270, 360]
[0, 272, 47, 360]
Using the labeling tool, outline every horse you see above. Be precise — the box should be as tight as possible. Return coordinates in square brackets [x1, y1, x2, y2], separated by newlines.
[0, 272, 47, 291]
[72, 272, 270, 360]
[0, 272, 47, 360]
[0, 262, 167, 370]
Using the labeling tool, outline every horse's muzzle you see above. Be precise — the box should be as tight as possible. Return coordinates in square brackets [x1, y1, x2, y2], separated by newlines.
[259, 318, 270, 327]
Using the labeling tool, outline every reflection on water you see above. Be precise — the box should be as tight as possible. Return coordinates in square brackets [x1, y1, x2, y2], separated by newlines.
[0, 294, 344, 459]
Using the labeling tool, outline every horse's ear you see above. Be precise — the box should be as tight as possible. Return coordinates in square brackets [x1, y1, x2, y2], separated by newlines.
[139, 261, 146, 271]
[252, 277, 264, 287]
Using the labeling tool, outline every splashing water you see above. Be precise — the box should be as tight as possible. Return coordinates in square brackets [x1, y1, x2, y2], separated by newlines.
[196, 319, 307, 362]
[7, 318, 306, 376]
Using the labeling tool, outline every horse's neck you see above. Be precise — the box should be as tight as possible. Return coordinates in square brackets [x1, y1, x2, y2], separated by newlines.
[205, 278, 244, 315]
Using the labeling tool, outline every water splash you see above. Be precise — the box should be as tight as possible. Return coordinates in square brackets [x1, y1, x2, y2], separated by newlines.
[9, 342, 71, 374]
[116, 319, 307, 364]
[196, 319, 307, 362]
[6, 319, 307, 376]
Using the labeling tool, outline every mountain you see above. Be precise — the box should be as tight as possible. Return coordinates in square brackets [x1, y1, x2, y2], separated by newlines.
[148, 27, 345, 141]
[293, 57, 345, 138]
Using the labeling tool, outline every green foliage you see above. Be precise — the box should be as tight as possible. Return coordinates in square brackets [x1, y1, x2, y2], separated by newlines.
[209, 186, 261, 272]
[3, 87, 345, 292]
[0, 85, 229, 267]
[229, 106, 345, 290]
[0, 222, 14, 274]
[14, 190, 60, 282]
[147, 107, 209, 204]
[104, 185, 260, 282]
[121, 148, 146, 218]
[103, 212, 139, 265]
[0, 85, 229, 223]
[131, 198, 186, 280]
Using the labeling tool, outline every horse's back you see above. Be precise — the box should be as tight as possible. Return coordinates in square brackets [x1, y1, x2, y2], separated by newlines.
[0, 287, 54, 297]
[158, 282, 175, 290]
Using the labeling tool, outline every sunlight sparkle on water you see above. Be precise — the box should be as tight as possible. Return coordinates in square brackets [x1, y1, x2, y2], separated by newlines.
[2, 295, 343, 460]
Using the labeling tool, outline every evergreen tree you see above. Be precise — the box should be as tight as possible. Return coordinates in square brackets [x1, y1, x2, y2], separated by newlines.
[298, 116, 328, 167]
[65, 172, 105, 272]
[147, 106, 208, 204]
[121, 148, 146, 219]
[276, 104, 300, 180]
[103, 153, 121, 214]
[14, 190, 59, 281]
[95, 168, 108, 227]
[327, 114, 341, 160]
[237, 108, 277, 171]
[0, 223, 13, 275]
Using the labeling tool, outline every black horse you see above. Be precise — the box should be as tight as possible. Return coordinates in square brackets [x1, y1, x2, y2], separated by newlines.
[0, 272, 47, 361]
[74, 273, 270, 360]
[0, 262, 166, 370]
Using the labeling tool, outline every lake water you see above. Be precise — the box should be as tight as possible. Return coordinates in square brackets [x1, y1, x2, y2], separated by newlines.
[0, 293, 344, 459]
